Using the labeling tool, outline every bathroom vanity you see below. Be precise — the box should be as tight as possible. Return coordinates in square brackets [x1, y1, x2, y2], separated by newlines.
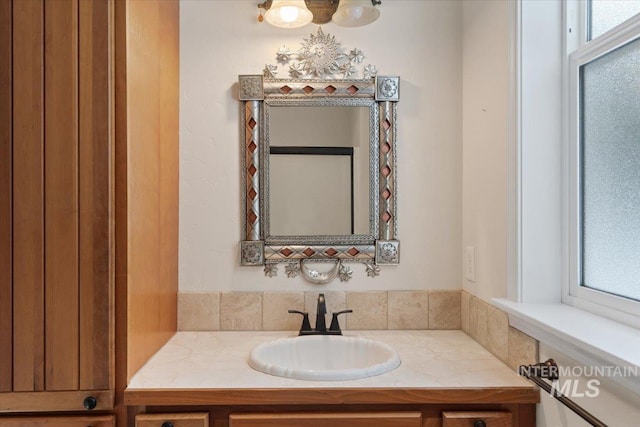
[125, 331, 538, 427]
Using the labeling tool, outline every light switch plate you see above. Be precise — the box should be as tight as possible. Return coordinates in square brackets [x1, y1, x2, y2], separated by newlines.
[465, 246, 476, 282]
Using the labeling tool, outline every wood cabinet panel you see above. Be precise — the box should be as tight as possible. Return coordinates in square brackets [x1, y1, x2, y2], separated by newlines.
[136, 413, 209, 427]
[78, 0, 113, 392]
[43, 0, 80, 392]
[230, 412, 423, 427]
[11, 0, 45, 393]
[0, 415, 114, 427]
[125, 0, 179, 381]
[442, 411, 512, 427]
[0, 0, 13, 394]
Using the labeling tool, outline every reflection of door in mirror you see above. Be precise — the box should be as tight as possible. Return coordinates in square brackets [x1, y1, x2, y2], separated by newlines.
[270, 147, 353, 235]
[268, 106, 370, 236]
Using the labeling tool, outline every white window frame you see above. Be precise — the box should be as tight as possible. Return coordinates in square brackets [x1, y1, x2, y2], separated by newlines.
[496, 0, 640, 396]
[564, 2, 640, 328]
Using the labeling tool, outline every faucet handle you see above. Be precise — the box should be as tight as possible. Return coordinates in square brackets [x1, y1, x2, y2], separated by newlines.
[288, 310, 312, 335]
[329, 309, 353, 334]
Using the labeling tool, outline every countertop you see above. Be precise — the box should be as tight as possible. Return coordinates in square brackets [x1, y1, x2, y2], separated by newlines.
[125, 330, 539, 406]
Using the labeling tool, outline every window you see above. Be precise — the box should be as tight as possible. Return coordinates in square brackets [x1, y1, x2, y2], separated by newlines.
[567, 1, 640, 322]
[588, 0, 640, 40]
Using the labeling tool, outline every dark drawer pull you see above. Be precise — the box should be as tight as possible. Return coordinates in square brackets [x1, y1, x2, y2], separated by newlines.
[474, 420, 486, 427]
[83, 396, 97, 410]
[161, 422, 174, 427]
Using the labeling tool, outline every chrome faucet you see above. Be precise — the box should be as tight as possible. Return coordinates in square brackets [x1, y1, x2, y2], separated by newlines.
[288, 293, 352, 336]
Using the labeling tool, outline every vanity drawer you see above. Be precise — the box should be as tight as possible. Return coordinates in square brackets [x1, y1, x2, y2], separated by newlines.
[442, 411, 512, 427]
[0, 415, 114, 427]
[230, 412, 422, 427]
[135, 413, 209, 427]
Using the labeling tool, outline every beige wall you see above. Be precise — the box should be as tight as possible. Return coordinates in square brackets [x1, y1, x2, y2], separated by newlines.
[179, 1, 463, 292]
[462, 0, 510, 301]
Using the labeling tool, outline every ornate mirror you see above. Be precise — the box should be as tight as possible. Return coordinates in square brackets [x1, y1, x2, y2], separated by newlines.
[239, 28, 399, 284]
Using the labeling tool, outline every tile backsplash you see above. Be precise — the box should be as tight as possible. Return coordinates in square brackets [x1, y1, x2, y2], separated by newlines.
[461, 290, 538, 370]
[178, 289, 538, 371]
[178, 290, 461, 332]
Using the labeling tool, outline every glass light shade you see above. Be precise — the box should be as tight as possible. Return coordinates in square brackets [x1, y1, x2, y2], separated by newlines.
[332, 0, 380, 27]
[265, 0, 313, 28]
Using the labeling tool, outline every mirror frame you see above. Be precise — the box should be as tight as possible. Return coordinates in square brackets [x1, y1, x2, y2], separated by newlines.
[239, 75, 400, 280]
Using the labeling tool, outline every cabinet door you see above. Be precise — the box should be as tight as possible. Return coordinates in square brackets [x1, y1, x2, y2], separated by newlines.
[442, 411, 512, 427]
[230, 412, 422, 427]
[0, 0, 113, 412]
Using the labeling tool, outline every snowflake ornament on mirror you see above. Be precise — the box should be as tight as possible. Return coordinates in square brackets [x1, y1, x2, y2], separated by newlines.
[264, 27, 378, 80]
[263, 64, 278, 78]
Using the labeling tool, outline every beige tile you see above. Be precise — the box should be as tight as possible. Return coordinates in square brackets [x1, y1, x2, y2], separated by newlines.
[428, 291, 461, 330]
[461, 291, 470, 334]
[304, 291, 346, 330]
[345, 291, 388, 330]
[263, 292, 305, 331]
[177, 292, 220, 331]
[487, 304, 509, 363]
[387, 291, 429, 329]
[469, 295, 489, 348]
[220, 292, 262, 331]
[508, 326, 539, 371]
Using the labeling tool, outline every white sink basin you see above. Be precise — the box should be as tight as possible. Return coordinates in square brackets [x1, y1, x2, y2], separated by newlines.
[248, 335, 401, 381]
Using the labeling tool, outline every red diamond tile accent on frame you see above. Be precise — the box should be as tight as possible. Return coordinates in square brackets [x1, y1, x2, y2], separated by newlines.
[324, 85, 336, 94]
[347, 247, 360, 256]
[324, 248, 338, 256]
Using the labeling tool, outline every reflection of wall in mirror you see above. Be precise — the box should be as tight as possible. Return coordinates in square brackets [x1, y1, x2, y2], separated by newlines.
[269, 106, 370, 236]
[270, 106, 357, 147]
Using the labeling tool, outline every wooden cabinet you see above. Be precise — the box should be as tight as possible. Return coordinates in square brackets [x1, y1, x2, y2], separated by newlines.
[1, 0, 180, 425]
[443, 411, 512, 427]
[0, 0, 113, 412]
[229, 412, 423, 427]
[135, 413, 209, 427]
[131, 402, 534, 427]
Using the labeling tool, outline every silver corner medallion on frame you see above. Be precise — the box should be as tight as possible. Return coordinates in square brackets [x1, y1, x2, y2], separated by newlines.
[239, 75, 264, 101]
[241, 241, 264, 266]
[376, 240, 400, 265]
[375, 76, 400, 101]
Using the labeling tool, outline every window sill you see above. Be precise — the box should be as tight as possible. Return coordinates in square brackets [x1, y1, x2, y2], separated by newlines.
[492, 298, 640, 395]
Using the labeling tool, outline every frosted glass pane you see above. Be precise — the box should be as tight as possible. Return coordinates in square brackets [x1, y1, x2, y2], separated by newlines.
[581, 37, 640, 301]
[589, 0, 640, 40]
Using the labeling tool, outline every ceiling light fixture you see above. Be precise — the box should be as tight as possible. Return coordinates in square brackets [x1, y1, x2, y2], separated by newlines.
[258, 0, 381, 28]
